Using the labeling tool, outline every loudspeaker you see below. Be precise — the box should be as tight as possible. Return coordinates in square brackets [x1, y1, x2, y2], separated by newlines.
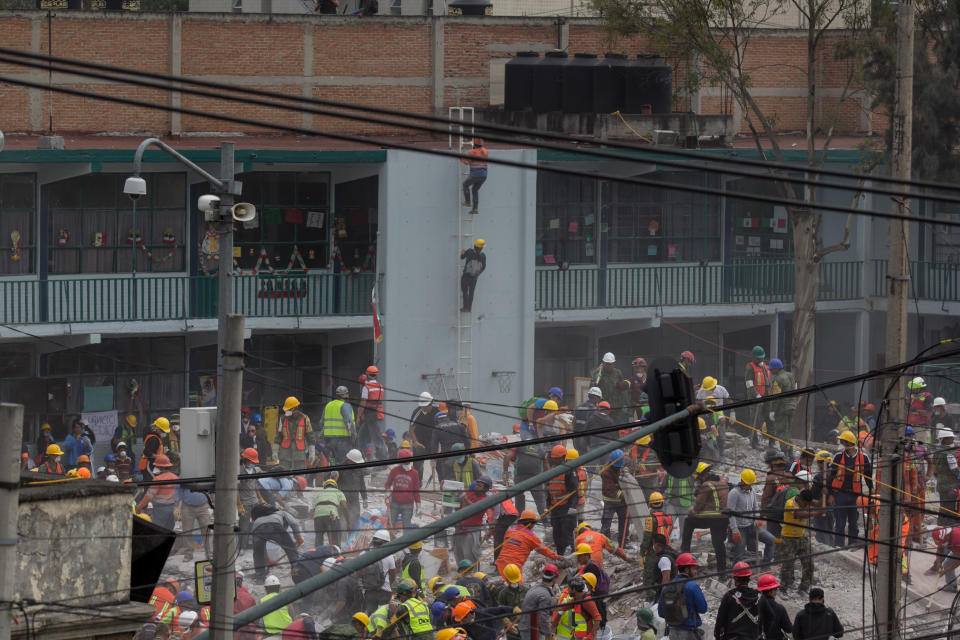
[231, 202, 257, 222]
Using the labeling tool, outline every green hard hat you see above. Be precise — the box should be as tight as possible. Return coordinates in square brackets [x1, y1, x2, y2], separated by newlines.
[636, 608, 655, 628]
[752, 346, 766, 359]
[452, 443, 465, 451]
[458, 559, 474, 570]
[396, 579, 416, 594]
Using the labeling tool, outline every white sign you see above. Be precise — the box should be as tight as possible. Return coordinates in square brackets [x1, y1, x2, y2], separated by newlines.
[81, 410, 118, 443]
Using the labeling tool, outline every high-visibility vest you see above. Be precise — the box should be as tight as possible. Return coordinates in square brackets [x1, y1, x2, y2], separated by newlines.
[465, 147, 489, 169]
[696, 482, 723, 516]
[280, 413, 308, 451]
[322, 399, 352, 437]
[368, 604, 391, 633]
[159, 605, 181, 625]
[402, 598, 433, 633]
[650, 511, 673, 538]
[402, 556, 428, 594]
[666, 475, 694, 508]
[831, 450, 867, 495]
[576, 468, 588, 505]
[261, 593, 293, 634]
[547, 474, 570, 505]
[199, 606, 211, 627]
[365, 381, 385, 420]
[313, 487, 344, 518]
[636, 447, 658, 477]
[556, 597, 588, 639]
[453, 460, 477, 487]
[149, 589, 175, 616]
[43, 460, 63, 474]
[746, 361, 771, 396]
[139, 433, 163, 470]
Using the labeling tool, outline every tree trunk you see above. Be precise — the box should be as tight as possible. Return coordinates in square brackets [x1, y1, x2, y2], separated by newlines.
[790, 207, 818, 440]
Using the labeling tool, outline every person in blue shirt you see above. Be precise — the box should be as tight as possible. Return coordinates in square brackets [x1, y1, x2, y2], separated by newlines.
[62, 420, 92, 469]
[658, 552, 707, 640]
[177, 487, 213, 560]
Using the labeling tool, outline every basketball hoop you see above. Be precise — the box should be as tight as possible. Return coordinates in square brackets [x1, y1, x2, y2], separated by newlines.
[492, 370, 516, 394]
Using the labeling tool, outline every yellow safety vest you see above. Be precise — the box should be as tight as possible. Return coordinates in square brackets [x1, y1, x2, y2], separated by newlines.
[261, 593, 293, 635]
[323, 399, 352, 438]
[368, 604, 391, 633]
[402, 556, 428, 594]
[556, 596, 588, 639]
[402, 598, 433, 634]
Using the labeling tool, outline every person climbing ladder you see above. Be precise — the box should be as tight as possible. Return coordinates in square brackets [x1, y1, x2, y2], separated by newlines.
[461, 138, 488, 214]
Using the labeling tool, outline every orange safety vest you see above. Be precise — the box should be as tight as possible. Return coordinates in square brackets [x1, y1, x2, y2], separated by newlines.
[199, 606, 211, 627]
[547, 474, 571, 505]
[43, 459, 63, 474]
[280, 413, 308, 451]
[576, 468, 588, 505]
[365, 381, 385, 420]
[139, 433, 163, 470]
[832, 450, 867, 495]
[650, 511, 673, 539]
[464, 147, 488, 168]
[746, 361, 771, 396]
[636, 447, 658, 477]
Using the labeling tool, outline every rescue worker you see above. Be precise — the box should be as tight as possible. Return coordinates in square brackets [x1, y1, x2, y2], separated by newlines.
[792, 588, 845, 640]
[827, 430, 873, 546]
[757, 575, 792, 640]
[251, 504, 303, 584]
[701, 396, 727, 456]
[728, 469, 775, 564]
[836, 404, 867, 436]
[903, 427, 925, 543]
[455, 477, 493, 566]
[662, 463, 695, 546]
[678, 350, 696, 379]
[601, 448, 629, 547]
[714, 562, 760, 640]
[519, 564, 560, 640]
[140, 417, 169, 480]
[274, 396, 313, 470]
[313, 477, 349, 547]
[461, 137, 488, 215]
[592, 353, 631, 424]
[932, 396, 954, 435]
[658, 553, 707, 639]
[567, 449, 589, 521]
[503, 430, 546, 515]
[486, 482, 519, 561]
[546, 444, 578, 554]
[768, 358, 798, 458]
[573, 387, 601, 456]
[636, 609, 657, 640]
[409, 391, 439, 484]
[906, 376, 933, 430]
[112, 414, 138, 463]
[780, 489, 815, 593]
[455, 560, 493, 606]
[586, 401, 616, 460]
[386, 449, 421, 529]
[634, 435, 661, 501]
[744, 346, 771, 448]
[574, 545, 611, 629]
[35, 423, 55, 467]
[262, 575, 295, 636]
[136, 454, 178, 528]
[460, 239, 487, 313]
[401, 541, 427, 595]
[640, 491, 673, 572]
[148, 578, 180, 619]
[575, 522, 630, 567]
[789, 450, 815, 476]
[496, 564, 528, 640]
[237, 448, 265, 550]
[554, 577, 601, 640]
[680, 462, 730, 572]
[40, 444, 65, 475]
[814, 401, 841, 443]
[392, 579, 434, 640]
[321, 386, 356, 463]
[359, 366, 386, 459]
[629, 358, 649, 416]
[494, 510, 560, 578]
[760, 450, 791, 512]
[340, 449, 368, 530]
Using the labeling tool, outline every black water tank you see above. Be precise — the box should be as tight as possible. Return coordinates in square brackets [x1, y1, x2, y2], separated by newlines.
[532, 50, 568, 113]
[624, 55, 672, 114]
[504, 52, 540, 111]
[593, 53, 628, 113]
[561, 53, 598, 113]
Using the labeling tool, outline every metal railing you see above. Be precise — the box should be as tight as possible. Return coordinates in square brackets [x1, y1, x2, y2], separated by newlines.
[536, 260, 863, 310]
[872, 260, 960, 302]
[0, 273, 375, 324]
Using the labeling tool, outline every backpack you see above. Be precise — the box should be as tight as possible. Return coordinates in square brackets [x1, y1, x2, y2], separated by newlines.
[583, 562, 611, 595]
[660, 580, 690, 626]
[763, 485, 793, 537]
[360, 557, 386, 591]
[519, 397, 540, 420]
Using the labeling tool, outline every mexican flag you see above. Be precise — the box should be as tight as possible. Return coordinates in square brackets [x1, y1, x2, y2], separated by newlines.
[372, 284, 383, 344]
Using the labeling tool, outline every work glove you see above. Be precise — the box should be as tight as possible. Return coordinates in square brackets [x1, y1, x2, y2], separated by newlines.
[174, 507, 181, 522]
[731, 531, 742, 544]
[237, 504, 245, 515]
[774, 538, 783, 545]
[513, 607, 522, 614]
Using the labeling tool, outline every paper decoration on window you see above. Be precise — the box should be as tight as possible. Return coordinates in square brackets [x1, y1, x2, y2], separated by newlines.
[201, 228, 218, 255]
[667, 245, 677, 259]
[263, 207, 282, 226]
[10, 230, 21, 261]
[548, 218, 560, 230]
[741, 215, 754, 228]
[648, 220, 660, 236]
[770, 238, 784, 250]
[735, 235, 745, 246]
[57, 228, 69, 247]
[568, 221, 579, 233]
[585, 243, 594, 257]
[162, 228, 177, 245]
[91, 231, 107, 247]
[285, 208, 304, 224]
[748, 236, 761, 247]
[126, 228, 142, 245]
[233, 245, 309, 276]
[647, 244, 658, 256]
[334, 217, 347, 238]
[584, 214, 595, 225]
[772, 206, 788, 233]
[306, 211, 326, 229]
[536, 243, 543, 257]
[233, 246, 242, 258]
[543, 254, 556, 264]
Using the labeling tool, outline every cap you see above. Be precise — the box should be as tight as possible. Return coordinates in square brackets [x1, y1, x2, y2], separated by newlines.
[602, 352, 616, 364]
[587, 386, 602, 398]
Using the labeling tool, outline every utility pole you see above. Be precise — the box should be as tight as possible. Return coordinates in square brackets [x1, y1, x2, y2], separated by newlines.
[0, 403, 24, 640]
[879, 0, 914, 637]
[209, 315, 245, 640]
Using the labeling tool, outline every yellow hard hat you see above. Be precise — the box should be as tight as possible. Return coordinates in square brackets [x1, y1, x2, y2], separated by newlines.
[474, 238, 486, 249]
[816, 450, 832, 462]
[125, 414, 137, 427]
[649, 491, 664, 505]
[582, 573, 597, 590]
[438, 630, 464, 640]
[638, 434, 652, 446]
[740, 469, 757, 485]
[503, 563, 523, 584]
[566, 448, 579, 461]
[66, 469, 79, 478]
[576, 522, 592, 533]
[694, 462, 710, 476]
[574, 543, 593, 556]
[428, 576, 445, 594]
[472, 572, 487, 580]
[40, 422, 51, 431]
[701, 376, 717, 391]
[409, 541, 424, 551]
[352, 612, 370, 627]
[698, 417, 707, 430]
[45, 444, 64, 456]
[401, 440, 412, 449]
[152, 417, 171, 433]
[838, 430, 857, 445]
[283, 396, 300, 411]
[543, 400, 559, 411]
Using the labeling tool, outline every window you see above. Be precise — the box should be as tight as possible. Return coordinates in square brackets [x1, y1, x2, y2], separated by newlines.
[0, 174, 37, 275]
[48, 173, 186, 274]
[230, 172, 331, 273]
[726, 177, 794, 259]
[536, 174, 597, 266]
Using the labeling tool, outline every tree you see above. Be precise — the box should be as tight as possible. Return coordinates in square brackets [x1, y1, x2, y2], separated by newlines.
[591, 0, 870, 434]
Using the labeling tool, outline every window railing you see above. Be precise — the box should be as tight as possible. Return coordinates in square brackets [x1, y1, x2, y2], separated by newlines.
[0, 273, 374, 324]
[872, 260, 960, 302]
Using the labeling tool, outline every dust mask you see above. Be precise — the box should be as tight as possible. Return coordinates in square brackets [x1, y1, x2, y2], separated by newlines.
[284, 410, 293, 417]
[458, 456, 467, 463]
[508, 582, 520, 589]
[402, 463, 413, 471]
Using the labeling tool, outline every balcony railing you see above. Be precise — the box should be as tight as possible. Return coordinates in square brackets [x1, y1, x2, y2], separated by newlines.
[0, 273, 374, 324]
[872, 260, 960, 302]
[536, 261, 863, 310]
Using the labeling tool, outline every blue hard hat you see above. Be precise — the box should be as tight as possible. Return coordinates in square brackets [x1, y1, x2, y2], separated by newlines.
[252, 413, 263, 423]
[478, 475, 493, 487]
[548, 387, 564, 400]
[104, 454, 116, 463]
[610, 449, 626, 467]
[176, 590, 194, 603]
[442, 586, 461, 602]
[769, 358, 784, 370]
[904, 426, 915, 436]
[385, 428, 396, 439]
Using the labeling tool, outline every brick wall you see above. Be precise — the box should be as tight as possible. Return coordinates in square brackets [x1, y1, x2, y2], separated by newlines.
[0, 11, 879, 138]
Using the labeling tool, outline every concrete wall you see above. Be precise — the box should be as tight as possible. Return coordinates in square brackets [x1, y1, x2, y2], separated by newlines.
[380, 148, 535, 435]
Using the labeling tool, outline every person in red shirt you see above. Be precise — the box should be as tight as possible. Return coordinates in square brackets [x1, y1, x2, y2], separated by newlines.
[460, 138, 489, 214]
[233, 571, 260, 640]
[385, 449, 421, 529]
[494, 510, 560, 578]
[456, 476, 495, 567]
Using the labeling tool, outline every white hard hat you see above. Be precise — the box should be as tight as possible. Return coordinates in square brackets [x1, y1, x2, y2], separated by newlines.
[346, 449, 364, 463]
[178, 610, 198, 630]
[322, 557, 338, 570]
[105, 474, 119, 483]
[602, 352, 616, 364]
[934, 397, 947, 407]
[939, 428, 956, 441]
[335, 385, 349, 396]
[264, 575, 281, 587]
[795, 470, 812, 483]
[587, 387, 602, 398]
[418, 391, 434, 407]
[373, 529, 392, 543]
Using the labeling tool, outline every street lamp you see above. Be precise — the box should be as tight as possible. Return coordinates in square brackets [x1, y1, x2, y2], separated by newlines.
[125, 138, 255, 640]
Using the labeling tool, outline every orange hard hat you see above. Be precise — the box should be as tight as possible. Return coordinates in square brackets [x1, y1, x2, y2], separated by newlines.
[77, 467, 91, 478]
[366, 365, 379, 375]
[520, 509, 538, 521]
[550, 445, 567, 458]
[295, 476, 308, 491]
[77, 455, 90, 464]
[452, 601, 477, 622]
[241, 448, 259, 464]
[153, 454, 173, 468]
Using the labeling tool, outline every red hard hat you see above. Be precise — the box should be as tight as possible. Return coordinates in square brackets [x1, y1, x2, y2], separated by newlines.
[550, 445, 568, 458]
[241, 406, 251, 415]
[295, 476, 307, 491]
[398, 449, 413, 459]
[933, 527, 951, 546]
[681, 350, 695, 363]
[676, 553, 698, 567]
[756, 574, 781, 591]
[241, 448, 259, 464]
[632, 357, 647, 368]
[732, 561, 751, 578]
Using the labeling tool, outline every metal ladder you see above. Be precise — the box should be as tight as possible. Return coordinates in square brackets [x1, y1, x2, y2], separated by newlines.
[451, 107, 475, 403]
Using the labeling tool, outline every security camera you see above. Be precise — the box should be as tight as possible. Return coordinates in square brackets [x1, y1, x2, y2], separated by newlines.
[123, 176, 147, 200]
